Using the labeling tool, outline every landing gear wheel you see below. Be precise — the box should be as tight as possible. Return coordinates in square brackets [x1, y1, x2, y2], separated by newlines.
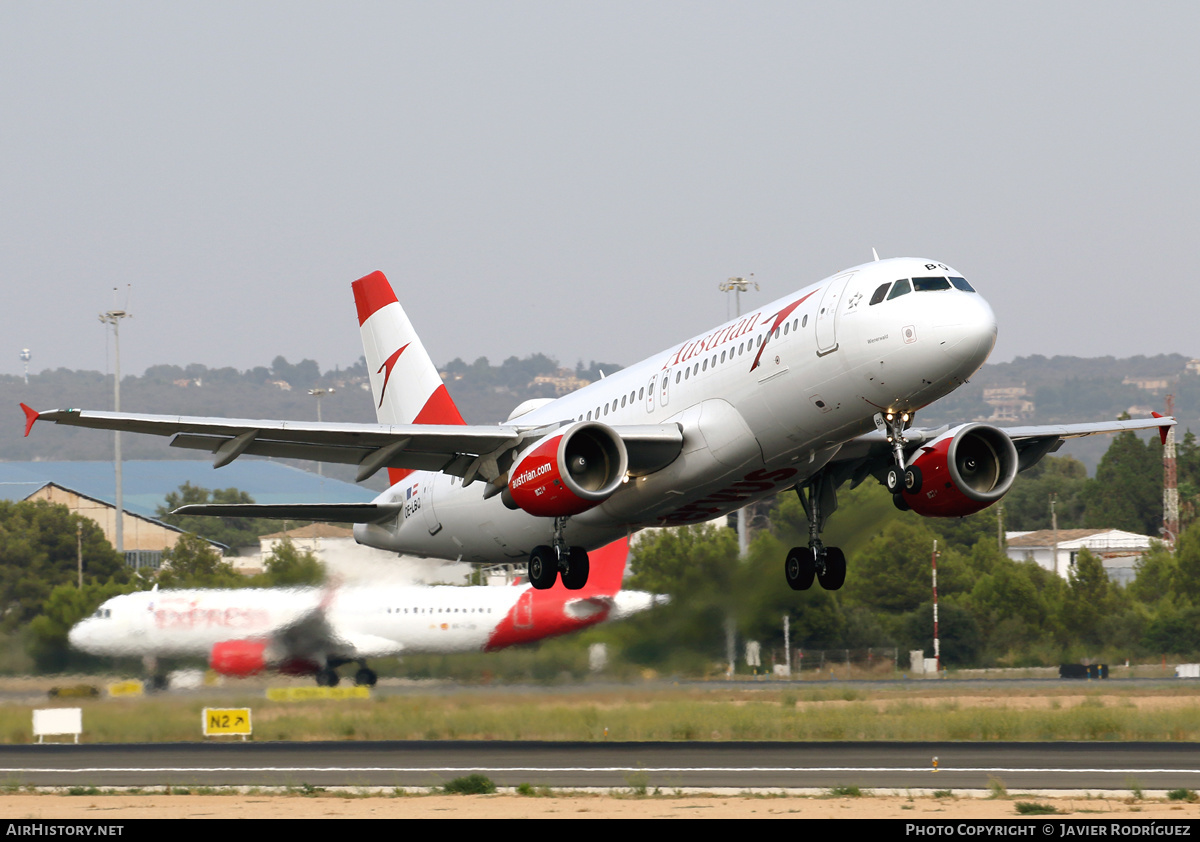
[784, 547, 816, 591]
[528, 545, 559, 589]
[886, 467, 900, 493]
[316, 668, 340, 687]
[892, 492, 910, 512]
[903, 465, 923, 494]
[561, 548, 589, 590]
[354, 667, 377, 687]
[817, 547, 846, 591]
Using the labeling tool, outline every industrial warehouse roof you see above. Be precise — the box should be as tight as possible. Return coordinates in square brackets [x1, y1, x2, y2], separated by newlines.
[1005, 529, 1156, 551]
[0, 460, 374, 518]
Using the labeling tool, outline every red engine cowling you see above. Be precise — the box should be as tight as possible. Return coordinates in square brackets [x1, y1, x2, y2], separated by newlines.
[209, 639, 268, 677]
[902, 423, 1019, 517]
[504, 422, 628, 517]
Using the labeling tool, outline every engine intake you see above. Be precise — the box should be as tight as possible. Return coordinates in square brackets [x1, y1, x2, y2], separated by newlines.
[505, 422, 628, 517]
[902, 423, 1019, 518]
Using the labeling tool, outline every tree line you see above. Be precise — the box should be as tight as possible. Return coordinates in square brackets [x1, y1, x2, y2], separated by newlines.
[2, 425, 1197, 675]
[611, 427, 1200, 673]
[0, 495, 324, 673]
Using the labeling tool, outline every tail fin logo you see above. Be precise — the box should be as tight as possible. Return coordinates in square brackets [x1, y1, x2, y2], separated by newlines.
[376, 344, 410, 409]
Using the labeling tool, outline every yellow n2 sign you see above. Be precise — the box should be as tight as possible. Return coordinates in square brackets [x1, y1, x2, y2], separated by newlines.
[203, 707, 252, 738]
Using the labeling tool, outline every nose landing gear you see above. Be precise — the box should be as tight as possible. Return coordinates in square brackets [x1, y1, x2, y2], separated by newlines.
[879, 411, 921, 510]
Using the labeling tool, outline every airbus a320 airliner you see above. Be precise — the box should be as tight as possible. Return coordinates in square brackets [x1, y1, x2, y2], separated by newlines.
[23, 257, 1174, 592]
[68, 539, 657, 686]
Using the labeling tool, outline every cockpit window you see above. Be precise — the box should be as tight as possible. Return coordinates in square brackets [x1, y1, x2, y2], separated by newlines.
[869, 282, 890, 305]
[949, 276, 975, 292]
[886, 278, 911, 300]
[913, 277, 952, 292]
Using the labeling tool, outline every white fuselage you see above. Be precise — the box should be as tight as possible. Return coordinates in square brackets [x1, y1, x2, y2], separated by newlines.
[70, 585, 657, 661]
[355, 257, 997, 563]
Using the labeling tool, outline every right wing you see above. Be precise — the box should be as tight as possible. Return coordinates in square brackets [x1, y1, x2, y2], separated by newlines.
[825, 414, 1176, 489]
[22, 404, 683, 485]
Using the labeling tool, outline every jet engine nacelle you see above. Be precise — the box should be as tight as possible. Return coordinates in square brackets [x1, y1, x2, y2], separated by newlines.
[504, 422, 629, 517]
[209, 639, 268, 677]
[902, 423, 1019, 518]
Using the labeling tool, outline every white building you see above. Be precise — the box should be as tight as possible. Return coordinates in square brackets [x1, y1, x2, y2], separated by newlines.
[237, 522, 474, 585]
[1004, 528, 1157, 584]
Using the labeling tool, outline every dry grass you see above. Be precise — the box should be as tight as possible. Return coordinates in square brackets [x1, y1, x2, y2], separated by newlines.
[5, 679, 1200, 743]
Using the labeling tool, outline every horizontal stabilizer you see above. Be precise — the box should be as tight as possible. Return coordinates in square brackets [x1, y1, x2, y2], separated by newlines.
[172, 503, 402, 524]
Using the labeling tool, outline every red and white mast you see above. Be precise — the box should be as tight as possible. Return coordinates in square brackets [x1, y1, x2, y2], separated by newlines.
[1164, 394, 1179, 546]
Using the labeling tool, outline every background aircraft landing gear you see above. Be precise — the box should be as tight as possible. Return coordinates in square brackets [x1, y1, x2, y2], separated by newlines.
[354, 664, 377, 687]
[790, 472, 847, 591]
[316, 666, 340, 687]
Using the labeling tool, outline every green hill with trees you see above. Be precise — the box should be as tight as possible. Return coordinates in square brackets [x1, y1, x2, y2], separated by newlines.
[3, 350, 1199, 676]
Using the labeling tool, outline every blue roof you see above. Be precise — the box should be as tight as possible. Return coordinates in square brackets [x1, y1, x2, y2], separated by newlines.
[0, 460, 375, 518]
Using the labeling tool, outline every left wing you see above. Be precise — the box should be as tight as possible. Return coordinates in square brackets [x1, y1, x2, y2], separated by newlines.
[172, 503, 403, 524]
[21, 404, 683, 484]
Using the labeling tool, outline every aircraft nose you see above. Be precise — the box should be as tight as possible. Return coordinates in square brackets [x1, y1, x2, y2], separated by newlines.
[68, 618, 110, 654]
[936, 294, 997, 369]
[67, 621, 90, 651]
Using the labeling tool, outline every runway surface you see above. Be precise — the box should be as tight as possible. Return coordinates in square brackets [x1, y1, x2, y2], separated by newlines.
[1, 741, 1198, 790]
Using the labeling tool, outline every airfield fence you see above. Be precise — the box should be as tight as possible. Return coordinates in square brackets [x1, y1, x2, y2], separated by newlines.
[765, 647, 901, 677]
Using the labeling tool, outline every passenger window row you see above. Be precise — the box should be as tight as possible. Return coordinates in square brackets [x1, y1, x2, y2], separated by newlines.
[387, 606, 494, 614]
[575, 308, 819, 421]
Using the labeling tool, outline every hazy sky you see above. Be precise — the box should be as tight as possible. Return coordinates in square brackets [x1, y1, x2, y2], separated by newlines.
[2, 2, 1197, 382]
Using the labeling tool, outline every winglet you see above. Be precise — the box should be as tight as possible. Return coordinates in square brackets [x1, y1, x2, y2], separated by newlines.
[19, 403, 38, 437]
[1152, 412, 1172, 445]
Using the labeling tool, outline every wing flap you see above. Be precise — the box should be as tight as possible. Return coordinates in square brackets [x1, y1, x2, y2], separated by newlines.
[169, 433, 456, 474]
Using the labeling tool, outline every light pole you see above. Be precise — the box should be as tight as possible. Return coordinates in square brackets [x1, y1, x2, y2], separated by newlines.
[99, 303, 131, 557]
[308, 388, 335, 476]
[718, 276, 758, 558]
[718, 276, 758, 676]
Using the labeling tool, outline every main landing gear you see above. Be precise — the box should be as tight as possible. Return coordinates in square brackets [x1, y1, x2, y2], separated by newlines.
[785, 472, 847, 591]
[528, 517, 590, 590]
[315, 659, 378, 687]
[880, 410, 921, 511]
